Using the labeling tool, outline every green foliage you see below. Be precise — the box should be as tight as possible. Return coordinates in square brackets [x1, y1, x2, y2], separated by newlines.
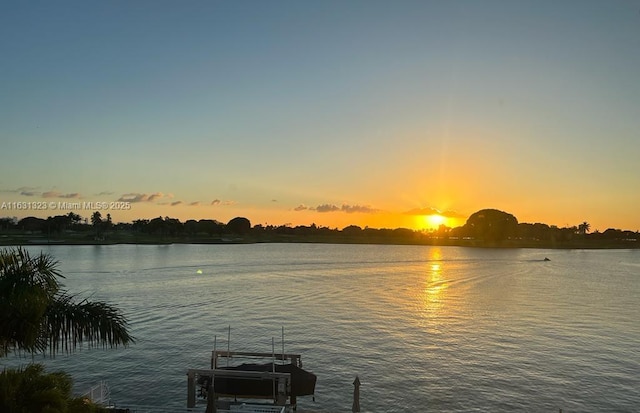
[0, 248, 133, 412]
[226, 217, 251, 235]
[578, 221, 590, 235]
[0, 364, 71, 413]
[464, 208, 519, 243]
[0, 247, 134, 357]
[0, 247, 61, 356]
[90, 212, 102, 227]
[67, 397, 102, 413]
[0, 364, 102, 413]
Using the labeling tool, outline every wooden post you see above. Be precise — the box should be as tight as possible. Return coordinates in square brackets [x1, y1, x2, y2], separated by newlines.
[206, 372, 216, 413]
[211, 335, 217, 369]
[272, 337, 276, 403]
[227, 325, 231, 367]
[187, 370, 196, 408]
[352, 376, 361, 413]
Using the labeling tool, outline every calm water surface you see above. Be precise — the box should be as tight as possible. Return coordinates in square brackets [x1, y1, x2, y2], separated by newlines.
[4, 244, 640, 412]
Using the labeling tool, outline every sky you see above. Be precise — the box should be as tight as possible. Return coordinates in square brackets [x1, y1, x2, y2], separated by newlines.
[1, 1, 639, 231]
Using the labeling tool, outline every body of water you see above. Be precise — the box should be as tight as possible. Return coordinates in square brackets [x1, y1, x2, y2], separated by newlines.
[4, 244, 640, 412]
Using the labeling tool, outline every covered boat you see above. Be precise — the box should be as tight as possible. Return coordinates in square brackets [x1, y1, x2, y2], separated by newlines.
[206, 362, 316, 399]
[187, 350, 317, 413]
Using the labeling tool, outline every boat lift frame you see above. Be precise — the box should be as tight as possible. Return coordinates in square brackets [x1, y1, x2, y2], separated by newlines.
[186, 368, 291, 412]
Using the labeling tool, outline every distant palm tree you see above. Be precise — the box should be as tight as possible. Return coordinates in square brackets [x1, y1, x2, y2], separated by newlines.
[91, 211, 104, 239]
[0, 247, 134, 357]
[578, 221, 591, 236]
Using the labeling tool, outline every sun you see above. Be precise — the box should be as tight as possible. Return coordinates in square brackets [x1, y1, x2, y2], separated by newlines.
[422, 214, 446, 230]
[427, 214, 446, 227]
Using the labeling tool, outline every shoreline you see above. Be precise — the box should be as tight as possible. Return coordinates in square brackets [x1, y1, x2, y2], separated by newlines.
[1, 235, 638, 249]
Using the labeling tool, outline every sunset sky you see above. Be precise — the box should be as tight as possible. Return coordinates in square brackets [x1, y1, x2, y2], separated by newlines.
[1, 1, 639, 231]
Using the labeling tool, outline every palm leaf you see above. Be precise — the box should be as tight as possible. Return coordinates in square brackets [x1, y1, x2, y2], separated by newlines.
[0, 247, 62, 355]
[1, 247, 134, 357]
[44, 293, 135, 354]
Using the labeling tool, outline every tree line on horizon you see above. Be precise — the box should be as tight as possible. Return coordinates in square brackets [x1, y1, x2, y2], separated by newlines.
[0, 209, 638, 245]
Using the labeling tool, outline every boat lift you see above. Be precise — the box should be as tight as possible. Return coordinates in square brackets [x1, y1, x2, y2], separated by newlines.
[186, 329, 315, 413]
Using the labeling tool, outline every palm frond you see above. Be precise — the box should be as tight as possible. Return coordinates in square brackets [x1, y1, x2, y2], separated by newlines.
[0, 247, 62, 356]
[0, 247, 62, 294]
[44, 293, 135, 354]
[1, 247, 135, 357]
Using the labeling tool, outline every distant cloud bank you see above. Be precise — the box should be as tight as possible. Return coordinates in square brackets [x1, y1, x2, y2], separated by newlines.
[117, 192, 166, 203]
[404, 208, 465, 218]
[1, 187, 82, 199]
[296, 203, 380, 214]
[211, 199, 235, 206]
[42, 191, 81, 199]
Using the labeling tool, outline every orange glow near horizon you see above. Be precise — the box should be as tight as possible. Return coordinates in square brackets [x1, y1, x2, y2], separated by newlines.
[428, 214, 446, 227]
[417, 214, 451, 231]
[6, 198, 471, 232]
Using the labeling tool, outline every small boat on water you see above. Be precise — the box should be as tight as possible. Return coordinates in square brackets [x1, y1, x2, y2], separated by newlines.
[187, 347, 317, 413]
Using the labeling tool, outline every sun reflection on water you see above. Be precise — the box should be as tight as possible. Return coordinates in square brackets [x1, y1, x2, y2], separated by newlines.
[422, 247, 449, 317]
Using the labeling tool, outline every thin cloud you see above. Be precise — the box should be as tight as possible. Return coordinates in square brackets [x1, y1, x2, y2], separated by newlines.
[341, 204, 379, 214]
[210, 199, 235, 206]
[60, 193, 81, 199]
[316, 204, 340, 213]
[95, 191, 114, 196]
[171, 201, 183, 206]
[42, 191, 61, 198]
[3, 187, 80, 198]
[42, 191, 81, 199]
[314, 203, 379, 214]
[189, 201, 201, 206]
[118, 192, 165, 203]
[118, 193, 142, 202]
[294, 204, 308, 211]
[441, 210, 466, 219]
[404, 208, 466, 218]
[1, 186, 38, 194]
[405, 207, 442, 216]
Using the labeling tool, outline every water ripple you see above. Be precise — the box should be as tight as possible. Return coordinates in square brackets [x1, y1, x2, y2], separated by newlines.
[6, 244, 640, 412]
